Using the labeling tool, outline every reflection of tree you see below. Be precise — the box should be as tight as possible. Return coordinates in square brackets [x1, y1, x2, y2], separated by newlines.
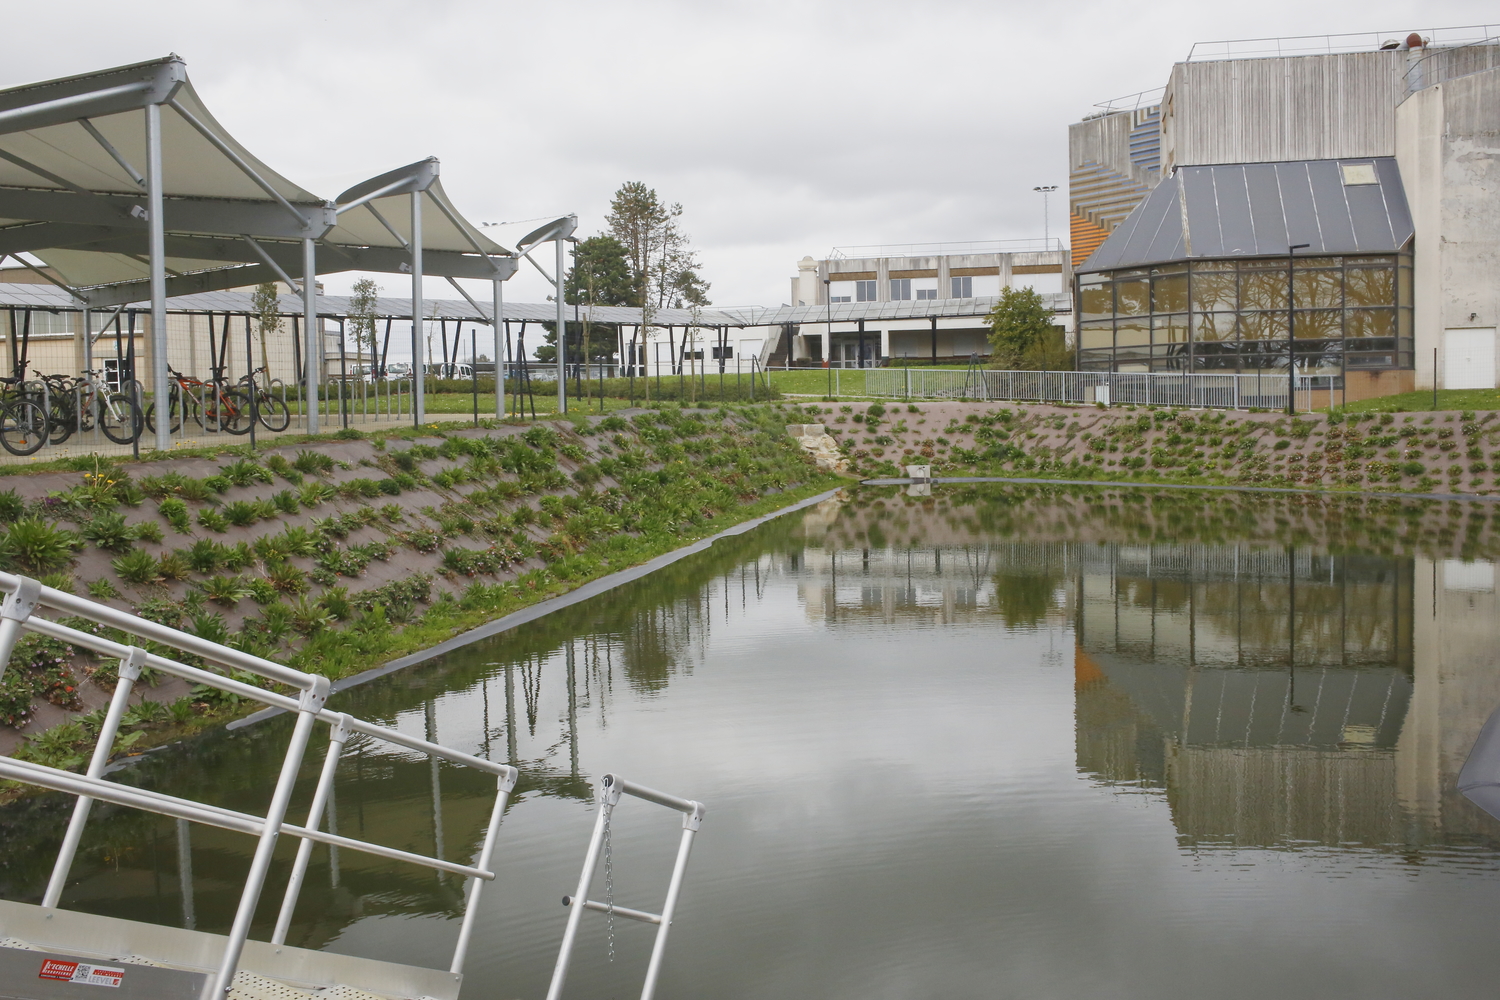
[992, 572, 1063, 628]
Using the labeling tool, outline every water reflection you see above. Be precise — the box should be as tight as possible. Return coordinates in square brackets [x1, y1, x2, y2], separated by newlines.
[3, 485, 1500, 999]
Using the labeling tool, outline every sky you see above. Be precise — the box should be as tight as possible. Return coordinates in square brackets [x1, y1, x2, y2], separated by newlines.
[5, 0, 1495, 309]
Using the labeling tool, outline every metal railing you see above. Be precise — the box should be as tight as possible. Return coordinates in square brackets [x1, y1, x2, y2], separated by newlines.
[864, 368, 1338, 411]
[1185, 25, 1500, 62]
[0, 571, 517, 997]
[548, 773, 706, 1000]
[829, 238, 1066, 260]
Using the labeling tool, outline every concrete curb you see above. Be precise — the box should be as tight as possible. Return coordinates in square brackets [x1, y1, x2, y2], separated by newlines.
[860, 475, 1500, 504]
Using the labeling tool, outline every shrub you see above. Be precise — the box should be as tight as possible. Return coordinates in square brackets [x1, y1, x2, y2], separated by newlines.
[187, 610, 230, 644]
[38, 572, 73, 593]
[293, 449, 335, 475]
[220, 458, 273, 487]
[202, 475, 232, 494]
[0, 488, 25, 522]
[221, 500, 260, 527]
[0, 518, 80, 572]
[299, 481, 336, 508]
[132, 521, 164, 544]
[198, 575, 249, 607]
[289, 595, 332, 634]
[112, 549, 160, 584]
[156, 551, 193, 582]
[267, 562, 308, 594]
[81, 511, 135, 552]
[197, 508, 228, 532]
[158, 497, 192, 533]
[271, 490, 300, 514]
[222, 542, 256, 572]
[247, 578, 278, 604]
[86, 578, 120, 601]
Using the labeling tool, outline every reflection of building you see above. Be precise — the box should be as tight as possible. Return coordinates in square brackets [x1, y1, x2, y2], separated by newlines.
[1074, 542, 1500, 852]
[1070, 30, 1500, 398]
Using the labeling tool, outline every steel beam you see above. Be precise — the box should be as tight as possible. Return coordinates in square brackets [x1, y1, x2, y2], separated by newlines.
[0, 186, 335, 239]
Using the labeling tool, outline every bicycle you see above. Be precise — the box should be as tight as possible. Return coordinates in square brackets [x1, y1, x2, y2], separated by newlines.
[0, 375, 49, 456]
[35, 369, 142, 446]
[236, 366, 291, 432]
[146, 367, 251, 435]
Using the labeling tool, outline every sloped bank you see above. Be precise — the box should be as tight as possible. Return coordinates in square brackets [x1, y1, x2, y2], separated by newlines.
[0, 404, 840, 773]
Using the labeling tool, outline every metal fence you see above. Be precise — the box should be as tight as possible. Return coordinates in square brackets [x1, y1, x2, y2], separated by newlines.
[864, 368, 1338, 412]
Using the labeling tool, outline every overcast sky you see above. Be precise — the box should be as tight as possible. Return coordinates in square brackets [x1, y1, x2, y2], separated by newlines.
[8, 1, 1494, 307]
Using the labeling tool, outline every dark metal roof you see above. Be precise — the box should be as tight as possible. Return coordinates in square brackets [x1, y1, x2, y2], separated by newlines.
[1079, 157, 1414, 272]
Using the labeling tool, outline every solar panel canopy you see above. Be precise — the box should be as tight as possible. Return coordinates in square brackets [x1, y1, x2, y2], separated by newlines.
[1079, 157, 1415, 272]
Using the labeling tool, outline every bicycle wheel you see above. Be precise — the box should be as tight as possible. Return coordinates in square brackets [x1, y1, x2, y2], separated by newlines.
[0, 399, 48, 456]
[47, 399, 75, 445]
[203, 388, 252, 435]
[100, 393, 143, 445]
[145, 386, 184, 434]
[256, 392, 291, 432]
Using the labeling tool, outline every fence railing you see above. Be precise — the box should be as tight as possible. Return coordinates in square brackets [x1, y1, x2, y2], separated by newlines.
[864, 368, 1338, 412]
[0, 571, 517, 996]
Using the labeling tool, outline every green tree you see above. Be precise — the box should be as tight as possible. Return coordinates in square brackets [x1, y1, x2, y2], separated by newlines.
[565, 235, 637, 308]
[985, 286, 1067, 370]
[604, 181, 711, 310]
[348, 278, 380, 370]
[251, 282, 282, 372]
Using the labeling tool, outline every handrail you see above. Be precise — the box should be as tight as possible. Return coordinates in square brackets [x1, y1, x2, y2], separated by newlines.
[0, 572, 519, 993]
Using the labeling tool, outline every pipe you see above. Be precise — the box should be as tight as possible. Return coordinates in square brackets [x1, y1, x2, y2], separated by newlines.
[43, 646, 147, 907]
[449, 769, 518, 975]
[146, 102, 169, 452]
[493, 278, 505, 419]
[271, 714, 351, 945]
[412, 190, 426, 426]
[304, 239, 318, 434]
[544, 786, 619, 1000]
[639, 826, 699, 1000]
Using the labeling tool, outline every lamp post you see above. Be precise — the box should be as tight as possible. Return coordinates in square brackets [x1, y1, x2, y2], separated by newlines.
[824, 276, 832, 399]
[1033, 185, 1058, 248]
[1287, 242, 1310, 414]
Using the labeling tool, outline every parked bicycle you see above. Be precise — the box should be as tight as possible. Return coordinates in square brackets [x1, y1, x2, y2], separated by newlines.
[0, 375, 49, 456]
[34, 369, 142, 446]
[237, 366, 291, 432]
[146, 366, 251, 435]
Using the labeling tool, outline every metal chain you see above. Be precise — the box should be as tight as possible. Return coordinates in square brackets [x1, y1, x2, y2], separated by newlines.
[603, 802, 616, 962]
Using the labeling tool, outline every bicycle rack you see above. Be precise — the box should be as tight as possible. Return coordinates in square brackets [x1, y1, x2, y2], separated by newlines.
[547, 773, 707, 1000]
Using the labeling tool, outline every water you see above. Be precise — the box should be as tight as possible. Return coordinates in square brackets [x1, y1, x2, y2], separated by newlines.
[5, 484, 1500, 999]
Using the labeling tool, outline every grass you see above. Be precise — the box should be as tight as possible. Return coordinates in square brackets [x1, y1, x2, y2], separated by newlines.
[1335, 388, 1500, 414]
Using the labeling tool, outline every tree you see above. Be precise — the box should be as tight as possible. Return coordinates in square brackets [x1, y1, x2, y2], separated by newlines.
[251, 282, 282, 372]
[604, 181, 711, 310]
[986, 286, 1067, 370]
[348, 278, 380, 371]
[565, 235, 637, 308]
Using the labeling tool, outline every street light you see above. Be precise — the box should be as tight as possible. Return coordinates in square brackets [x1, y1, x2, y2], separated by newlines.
[1287, 242, 1310, 414]
[824, 276, 832, 399]
[1033, 185, 1058, 248]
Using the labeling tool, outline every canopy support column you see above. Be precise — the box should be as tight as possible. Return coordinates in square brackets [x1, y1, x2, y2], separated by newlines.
[493, 277, 505, 419]
[412, 191, 425, 426]
[303, 238, 318, 435]
[555, 235, 567, 414]
[146, 102, 169, 452]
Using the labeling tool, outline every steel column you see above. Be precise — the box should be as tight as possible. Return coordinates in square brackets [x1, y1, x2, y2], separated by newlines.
[450, 769, 518, 975]
[639, 824, 700, 1000]
[555, 235, 567, 413]
[412, 191, 425, 426]
[145, 102, 169, 451]
[303, 238, 318, 434]
[493, 277, 505, 419]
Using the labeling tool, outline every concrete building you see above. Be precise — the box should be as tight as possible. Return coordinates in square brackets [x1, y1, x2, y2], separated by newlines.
[1069, 28, 1500, 399]
[781, 242, 1071, 367]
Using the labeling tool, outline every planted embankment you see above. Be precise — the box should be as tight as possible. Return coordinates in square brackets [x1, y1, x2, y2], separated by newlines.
[797, 400, 1500, 496]
[0, 405, 837, 771]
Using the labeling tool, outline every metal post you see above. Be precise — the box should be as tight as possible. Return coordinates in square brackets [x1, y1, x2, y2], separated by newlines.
[304, 239, 319, 434]
[177, 819, 195, 930]
[545, 783, 619, 1000]
[449, 767, 519, 975]
[556, 236, 567, 414]
[43, 646, 147, 908]
[145, 103, 170, 452]
[0, 576, 40, 679]
[639, 820, 702, 1000]
[493, 278, 505, 419]
[270, 714, 351, 946]
[209, 680, 328, 999]
[412, 191, 426, 426]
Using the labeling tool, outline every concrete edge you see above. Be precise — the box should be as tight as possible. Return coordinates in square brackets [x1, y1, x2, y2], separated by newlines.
[860, 475, 1500, 504]
[229, 486, 845, 729]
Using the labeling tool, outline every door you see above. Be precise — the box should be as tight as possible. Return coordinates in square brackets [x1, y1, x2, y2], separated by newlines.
[1445, 328, 1496, 390]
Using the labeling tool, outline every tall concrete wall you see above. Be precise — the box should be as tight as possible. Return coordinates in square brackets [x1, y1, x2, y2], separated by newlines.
[1396, 66, 1500, 390]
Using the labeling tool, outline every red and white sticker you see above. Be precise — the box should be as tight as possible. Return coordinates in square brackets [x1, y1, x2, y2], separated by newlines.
[38, 959, 125, 987]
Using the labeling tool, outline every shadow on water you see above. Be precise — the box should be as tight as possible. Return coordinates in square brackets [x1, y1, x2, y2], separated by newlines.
[4, 482, 1500, 998]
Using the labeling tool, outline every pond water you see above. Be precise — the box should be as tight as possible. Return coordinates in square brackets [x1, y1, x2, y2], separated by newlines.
[5, 484, 1500, 999]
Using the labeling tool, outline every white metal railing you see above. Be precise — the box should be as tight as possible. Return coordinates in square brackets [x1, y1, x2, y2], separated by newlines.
[0, 572, 517, 997]
[548, 773, 706, 1000]
[864, 368, 1338, 412]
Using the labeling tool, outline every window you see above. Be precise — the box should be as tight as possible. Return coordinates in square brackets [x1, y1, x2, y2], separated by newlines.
[830, 295, 851, 303]
[951, 276, 973, 298]
[890, 278, 911, 301]
[711, 345, 733, 359]
[916, 288, 937, 300]
[855, 280, 877, 302]
[1341, 163, 1378, 185]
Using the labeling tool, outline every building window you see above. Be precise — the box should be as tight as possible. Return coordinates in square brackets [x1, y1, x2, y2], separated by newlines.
[890, 278, 911, 300]
[1077, 252, 1413, 375]
[830, 295, 851, 303]
[855, 280, 877, 302]
[916, 288, 937, 300]
[951, 276, 973, 298]
[711, 345, 733, 359]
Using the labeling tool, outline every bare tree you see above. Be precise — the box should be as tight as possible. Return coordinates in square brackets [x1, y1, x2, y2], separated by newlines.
[348, 278, 380, 372]
[251, 282, 282, 372]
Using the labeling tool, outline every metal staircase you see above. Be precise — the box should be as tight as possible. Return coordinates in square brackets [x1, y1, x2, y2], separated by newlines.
[0, 572, 706, 1000]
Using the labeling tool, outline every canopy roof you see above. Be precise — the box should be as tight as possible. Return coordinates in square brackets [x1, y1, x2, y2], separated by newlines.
[0, 58, 515, 307]
[1080, 157, 1415, 272]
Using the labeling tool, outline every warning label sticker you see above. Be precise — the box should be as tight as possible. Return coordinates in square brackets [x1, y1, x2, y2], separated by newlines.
[38, 959, 125, 987]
